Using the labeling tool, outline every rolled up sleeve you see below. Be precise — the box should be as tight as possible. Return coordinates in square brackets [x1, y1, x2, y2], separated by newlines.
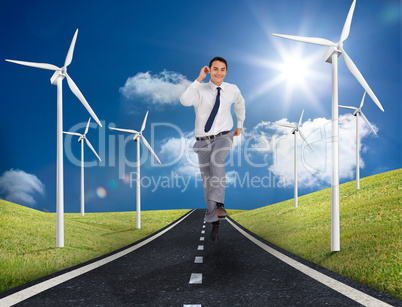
[234, 87, 245, 128]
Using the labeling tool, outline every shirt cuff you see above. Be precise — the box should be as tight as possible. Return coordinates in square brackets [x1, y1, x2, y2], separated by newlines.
[237, 119, 244, 129]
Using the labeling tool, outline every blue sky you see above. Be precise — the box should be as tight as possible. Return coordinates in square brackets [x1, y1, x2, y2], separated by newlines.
[0, 0, 400, 213]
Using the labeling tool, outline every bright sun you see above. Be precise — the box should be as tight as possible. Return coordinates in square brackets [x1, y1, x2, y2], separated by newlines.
[247, 41, 327, 112]
[281, 55, 309, 86]
[274, 47, 318, 96]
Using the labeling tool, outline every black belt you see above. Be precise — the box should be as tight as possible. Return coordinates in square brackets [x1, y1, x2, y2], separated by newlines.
[196, 131, 230, 141]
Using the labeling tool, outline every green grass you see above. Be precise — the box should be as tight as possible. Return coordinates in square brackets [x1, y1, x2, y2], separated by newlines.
[0, 203, 190, 293]
[229, 169, 402, 299]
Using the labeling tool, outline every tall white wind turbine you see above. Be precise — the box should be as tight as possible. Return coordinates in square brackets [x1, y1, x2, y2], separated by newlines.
[275, 110, 313, 208]
[6, 29, 102, 248]
[272, 0, 384, 251]
[339, 92, 378, 190]
[64, 118, 102, 216]
[109, 112, 161, 229]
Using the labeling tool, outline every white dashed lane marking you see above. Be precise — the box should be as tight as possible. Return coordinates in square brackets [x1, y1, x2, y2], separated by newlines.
[186, 219, 205, 306]
[189, 273, 202, 284]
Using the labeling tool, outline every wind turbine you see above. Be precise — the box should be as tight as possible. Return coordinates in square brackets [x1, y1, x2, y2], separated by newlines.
[109, 111, 161, 229]
[6, 29, 102, 248]
[339, 92, 378, 190]
[64, 118, 102, 216]
[275, 110, 313, 208]
[272, 0, 384, 251]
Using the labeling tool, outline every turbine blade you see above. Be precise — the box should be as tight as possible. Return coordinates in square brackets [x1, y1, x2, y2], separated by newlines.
[340, 0, 356, 42]
[360, 112, 377, 135]
[85, 139, 102, 161]
[63, 131, 82, 137]
[109, 127, 139, 134]
[65, 73, 103, 127]
[298, 109, 304, 127]
[141, 136, 161, 164]
[65, 29, 78, 68]
[272, 33, 335, 47]
[360, 91, 367, 109]
[84, 118, 91, 135]
[141, 111, 149, 132]
[299, 130, 314, 152]
[274, 122, 296, 129]
[339, 105, 357, 110]
[341, 49, 384, 112]
[5, 59, 60, 71]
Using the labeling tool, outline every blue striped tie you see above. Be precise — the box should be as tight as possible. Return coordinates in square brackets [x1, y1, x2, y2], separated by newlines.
[204, 87, 221, 132]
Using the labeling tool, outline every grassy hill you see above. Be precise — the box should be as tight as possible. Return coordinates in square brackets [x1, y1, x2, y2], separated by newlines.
[229, 168, 401, 299]
[0, 203, 189, 293]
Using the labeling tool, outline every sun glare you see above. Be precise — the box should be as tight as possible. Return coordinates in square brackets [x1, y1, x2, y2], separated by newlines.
[247, 40, 327, 113]
[281, 55, 308, 86]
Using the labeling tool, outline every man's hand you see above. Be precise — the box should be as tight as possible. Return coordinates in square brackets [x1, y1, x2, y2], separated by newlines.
[233, 128, 242, 136]
[197, 66, 210, 83]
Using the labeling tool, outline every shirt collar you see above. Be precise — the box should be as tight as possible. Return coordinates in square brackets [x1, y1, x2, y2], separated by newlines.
[208, 81, 225, 91]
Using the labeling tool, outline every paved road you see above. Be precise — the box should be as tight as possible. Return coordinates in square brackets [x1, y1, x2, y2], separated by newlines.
[1, 209, 400, 306]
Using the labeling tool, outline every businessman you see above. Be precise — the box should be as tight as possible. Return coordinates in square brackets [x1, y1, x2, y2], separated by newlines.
[180, 57, 245, 242]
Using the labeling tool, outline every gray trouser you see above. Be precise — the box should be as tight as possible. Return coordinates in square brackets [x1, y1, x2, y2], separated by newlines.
[193, 133, 233, 223]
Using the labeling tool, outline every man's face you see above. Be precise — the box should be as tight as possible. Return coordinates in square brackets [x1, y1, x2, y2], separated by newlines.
[210, 61, 227, 86]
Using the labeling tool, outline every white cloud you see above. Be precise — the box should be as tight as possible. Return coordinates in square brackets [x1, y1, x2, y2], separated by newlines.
[159, 131, 199, 177]
[0, 169, 45, 207]
[156, 113, 379, 189]
[264, 114, 378, 187]
[119, 70, 192, 105]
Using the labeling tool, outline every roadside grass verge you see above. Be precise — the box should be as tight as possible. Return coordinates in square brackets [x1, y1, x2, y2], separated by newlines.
[229, 169, 401, 299]
[0, 203, 190, 293]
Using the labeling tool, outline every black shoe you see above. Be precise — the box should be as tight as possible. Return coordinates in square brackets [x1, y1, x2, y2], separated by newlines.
[215, 203, 226, 220]
[210, 221, 219, 243]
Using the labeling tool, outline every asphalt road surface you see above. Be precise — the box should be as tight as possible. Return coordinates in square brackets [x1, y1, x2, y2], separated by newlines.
[1, 209, 400, 306]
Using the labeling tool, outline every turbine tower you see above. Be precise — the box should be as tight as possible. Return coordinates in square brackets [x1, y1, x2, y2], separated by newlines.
[109, 112, 161, 229]
[272, 0, 384, 251]
[339, 92, 379, 189]
[64, 118, 102, 216]
[6, 29, 102, 248]
[275, 110, 313, 208]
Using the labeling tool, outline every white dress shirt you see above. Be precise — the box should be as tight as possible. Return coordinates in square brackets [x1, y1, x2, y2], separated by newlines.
[180, 80, 246, 137]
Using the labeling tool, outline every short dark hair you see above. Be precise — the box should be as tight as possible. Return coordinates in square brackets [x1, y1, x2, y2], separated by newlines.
[209, 57, 227, 70]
